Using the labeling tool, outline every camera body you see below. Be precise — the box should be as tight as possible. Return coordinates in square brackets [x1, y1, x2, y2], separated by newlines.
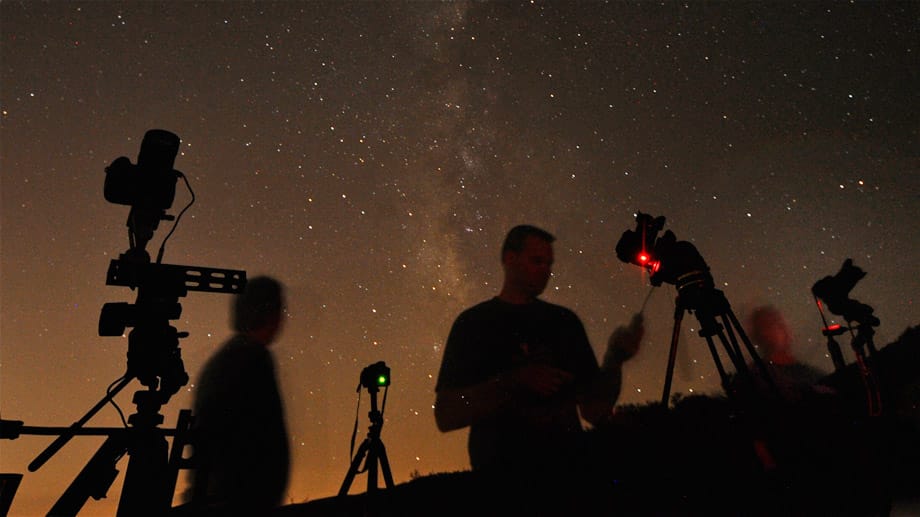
[360, 361, 391, 390]
[812, 258, 879, 327]
[104, 129, 181, 210]
[616, 212, 711, 288]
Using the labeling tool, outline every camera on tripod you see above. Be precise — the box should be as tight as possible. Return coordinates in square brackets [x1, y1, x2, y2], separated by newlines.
[615, 212, 777, 405]
[341, 361, 395, 495]
[360, 361, 391, 390]
[0, 129, 249, 516]
[615, 211, 712, 290]
[812, 258, 879, 328]
[98, 130, 246, 400]
[812, 258, 881, 377]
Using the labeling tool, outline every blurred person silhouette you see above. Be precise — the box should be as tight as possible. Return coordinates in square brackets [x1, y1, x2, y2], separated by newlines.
[434, 225, 643, 505]
[746, 304, 829, 403]
[187, 275, 290, 515]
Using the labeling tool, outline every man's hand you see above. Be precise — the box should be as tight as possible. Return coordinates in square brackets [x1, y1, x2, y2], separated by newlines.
[509, 364, 574, 397]
[434, 363, 574, 432]
[603, 312, 644, 368]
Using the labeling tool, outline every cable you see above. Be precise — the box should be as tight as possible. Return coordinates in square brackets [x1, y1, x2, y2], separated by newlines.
[156, 172, 196, 264]
[380, 386, 388, 418]
[106, 375, 129, 427]
[348, 389, 362, 469]
[639, 284, 656, 314]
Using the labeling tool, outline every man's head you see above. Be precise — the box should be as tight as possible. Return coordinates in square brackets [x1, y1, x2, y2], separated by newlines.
[747, 305, 792, 361]
[499, 225, 555, 302]
[233, 275, 286, 345]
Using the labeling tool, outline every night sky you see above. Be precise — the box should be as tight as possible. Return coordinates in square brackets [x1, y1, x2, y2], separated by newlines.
[1, 1, 918, 514]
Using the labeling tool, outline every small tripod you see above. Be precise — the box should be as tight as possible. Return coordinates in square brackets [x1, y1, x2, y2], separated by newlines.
[339, 382, 394, 496]
[661, 272, 777, 406]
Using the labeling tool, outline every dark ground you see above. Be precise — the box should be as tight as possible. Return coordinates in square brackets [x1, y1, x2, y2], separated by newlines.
[273, 327, 920, 517]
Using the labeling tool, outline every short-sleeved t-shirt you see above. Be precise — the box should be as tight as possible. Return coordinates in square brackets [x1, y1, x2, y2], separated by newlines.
[436, 297, 600, 471]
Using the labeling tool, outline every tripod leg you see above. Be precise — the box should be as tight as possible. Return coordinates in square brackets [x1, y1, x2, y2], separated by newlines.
[725, 310, 762, 372]
[29, 376, 133, 473]
[704, 334, 733, 393]
[725, 309, 782, 397]
[364, 440, 394, 493]
[164, 409, 194, 504]
[366, 442, 378, 493]
[50, 433, 128, 516]
[662, 307, 685, 406]
[364, 439, 397, 492]
[117, 427, 171, 517]
[720, 314, 746, 363]
[376, 442, 395, 489]
[339, 439, 371, 496]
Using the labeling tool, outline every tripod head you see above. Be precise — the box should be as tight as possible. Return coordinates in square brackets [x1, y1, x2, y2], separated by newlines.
[99, 257, 245, 400]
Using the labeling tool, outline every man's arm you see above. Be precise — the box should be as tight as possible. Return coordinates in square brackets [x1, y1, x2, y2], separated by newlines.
[435, 364, 575, 432]
[579, 362, 625, 425]
[579, 313, 644, 426]
[434, 375, 512, 432]
[434, 312, 504, 432]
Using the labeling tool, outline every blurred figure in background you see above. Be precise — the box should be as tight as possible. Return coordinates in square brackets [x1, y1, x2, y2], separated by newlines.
[747, 304, 829, 403]
[188, 275, 290, 515]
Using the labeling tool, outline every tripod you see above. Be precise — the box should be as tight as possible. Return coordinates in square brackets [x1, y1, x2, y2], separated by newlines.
[9, 377, 195, 516]
[339, 384, 394, 496]
[0, 130, 249, 515]
[11, 257, 244, 515]
[661, 273, 776, 406]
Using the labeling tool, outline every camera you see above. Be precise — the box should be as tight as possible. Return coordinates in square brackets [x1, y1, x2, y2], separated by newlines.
[616, 212, 711, 290]
[360, 361, 391, 390]
[104, 129, 181, 210]
[812, 258, 879, 327]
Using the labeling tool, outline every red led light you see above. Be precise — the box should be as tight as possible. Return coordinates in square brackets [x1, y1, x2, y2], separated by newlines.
[638, 253, 649, 264]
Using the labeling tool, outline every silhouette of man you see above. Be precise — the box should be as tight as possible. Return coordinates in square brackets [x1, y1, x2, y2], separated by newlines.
[189, 275, 290, 514]
[434, 225, 643, 478]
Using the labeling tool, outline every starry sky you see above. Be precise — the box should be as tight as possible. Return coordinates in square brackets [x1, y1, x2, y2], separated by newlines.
[1, 1, 918, 514]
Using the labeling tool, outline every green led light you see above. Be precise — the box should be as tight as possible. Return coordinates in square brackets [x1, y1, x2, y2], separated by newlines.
[377, 375, 388, 386]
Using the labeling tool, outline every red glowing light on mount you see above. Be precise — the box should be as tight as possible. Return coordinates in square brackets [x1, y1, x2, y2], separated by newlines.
[636, 252, 660, 273]
[826, 324, 842, 331]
